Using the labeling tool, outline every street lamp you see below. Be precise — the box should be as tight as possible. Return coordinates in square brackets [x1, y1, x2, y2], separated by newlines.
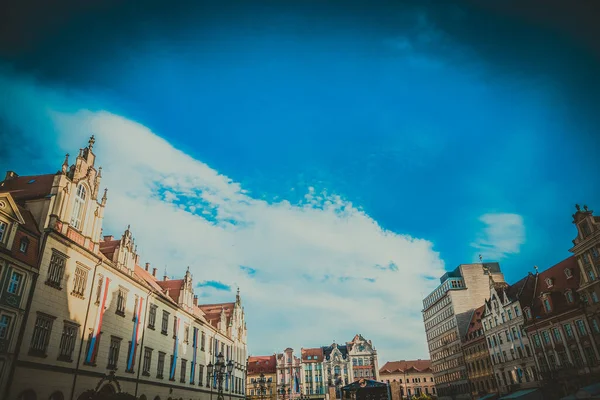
[253, 373, 273, 400]
[208, 352, 235, 400]
[280, 385, 291, 400]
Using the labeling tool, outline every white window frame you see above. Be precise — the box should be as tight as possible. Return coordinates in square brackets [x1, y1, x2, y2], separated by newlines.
[7, 270, 24, 295]
[70, 184, 87, 230]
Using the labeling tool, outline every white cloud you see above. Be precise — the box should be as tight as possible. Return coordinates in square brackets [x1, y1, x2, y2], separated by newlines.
[471, 213, 526, 261]
[0, 72, 447, 364]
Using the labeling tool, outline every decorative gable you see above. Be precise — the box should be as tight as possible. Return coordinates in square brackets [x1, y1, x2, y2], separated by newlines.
[0, 193, 26, 225]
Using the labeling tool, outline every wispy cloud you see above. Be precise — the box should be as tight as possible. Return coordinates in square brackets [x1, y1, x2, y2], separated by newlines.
[471, 213, 525, 261]
[0, 72, 447, 363]
[198, 281, 232, 292]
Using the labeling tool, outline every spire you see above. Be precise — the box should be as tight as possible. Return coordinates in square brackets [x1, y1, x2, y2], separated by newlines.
[101, 188, 108, 205]
[98, 166, 102, 178]
[236, 287, 241, 304]
[61, 153, 69, 174]
[88, 135, 96, 150]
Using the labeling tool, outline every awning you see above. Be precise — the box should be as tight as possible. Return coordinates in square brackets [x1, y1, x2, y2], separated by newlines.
[477, 394, 498, 400]
[498, 389, 541, 399]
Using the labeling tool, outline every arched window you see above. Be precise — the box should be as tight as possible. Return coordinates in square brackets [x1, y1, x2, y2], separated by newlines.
[70, 184, 87, 230]
[49, 392, 65, 400]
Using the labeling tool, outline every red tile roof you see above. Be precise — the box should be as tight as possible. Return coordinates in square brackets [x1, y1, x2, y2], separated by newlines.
[200, 302, 235, 329]
[301, 347, 324, 362]
[0, 174, 55, 201]
[133, 265, 179, 306]
[379, 360, 431, 374]
[99, 239, 120, 261]
[157, 279, 185, 303]
[522, 256, 580, 325]
[247, 355, 277, 374]
[464, 305, 485, 343]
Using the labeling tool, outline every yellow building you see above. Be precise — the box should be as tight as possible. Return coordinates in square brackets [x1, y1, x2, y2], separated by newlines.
[247, 355, 277, 400]
[1, 136, 248, 400]
[379, 360, 436, 399]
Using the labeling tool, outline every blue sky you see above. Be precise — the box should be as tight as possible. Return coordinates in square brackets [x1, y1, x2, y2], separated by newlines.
[1, 1, 599, 362]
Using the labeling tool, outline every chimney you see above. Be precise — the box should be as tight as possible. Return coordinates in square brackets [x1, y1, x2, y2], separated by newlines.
[163, 275, 169, 281]
[103, 235, 114, 242]
[152, 268, 157, 277]
[4, 171, 18, 181]
[193, 295, 198, 306]
[145, 262, 150, 271]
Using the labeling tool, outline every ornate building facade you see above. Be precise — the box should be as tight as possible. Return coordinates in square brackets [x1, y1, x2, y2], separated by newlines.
[276, 348, 302, 400]
[301, 347, 325, 398]
[247, 355, 276, 400]
[0, 190, 42, 396]
[422, 262, 505, 400]
[379, 360, 435, 398]
[0, 137, 248, 400]
[481, 275, 538, 395]
[462, 306, 496, 398]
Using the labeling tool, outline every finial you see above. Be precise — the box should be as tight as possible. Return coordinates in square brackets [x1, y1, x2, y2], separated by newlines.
[187, 266, 190, 272]
[62, 153, 69, 174]
[534, 265, 539, 274]
[101, 188, 108, 203]
[479, 254, 483, 263]
[88, 135, 95, 150]
[576, 204, 581, 211]
[98, 166, 102, 178]
[584, 205, 588, 211]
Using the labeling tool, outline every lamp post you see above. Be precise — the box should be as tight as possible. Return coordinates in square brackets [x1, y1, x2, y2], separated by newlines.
[208, 352, 235, 400]
[253, 373, 273, 400]
[280, 385, 291, 400]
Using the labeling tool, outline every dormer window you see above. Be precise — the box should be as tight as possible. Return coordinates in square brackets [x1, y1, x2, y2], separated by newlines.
[70, 184, 87, 230]
[581, 221, 591, 237]
[524, 307, 532, 320]
[542, 296, 552, 313]
[566, 290, 574, 304]
[565, 268, 573, 279]
[545, 278, 554, 288]
[19, 237, 29, 253]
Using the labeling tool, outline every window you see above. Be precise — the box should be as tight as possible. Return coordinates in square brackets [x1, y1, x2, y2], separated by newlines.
[72, 265, 88, 298]
[541, 331, 551, 345]
[592, 319, 600, 334]
[545, 278, 554, 288]
[0, 221, 7, 242]
[552, 327, 562, 343]
[0, 315, 12, 339]
[148, 304, 157, 329]
[161, 311, 169, 335]
[581, 222, 591, 236]
[524, 308, 532, 320]
[201, 331, 206, 350]
[143, 347, 152, 376]
[157, 351, 166, 378]
[70, 184, 87, 229]
[180, 359, 187, 383]
[7, 271, 23, 294]
[184, 325, 190, 343]
[514, 306, 521, 317]
[58, 322, 78, 361]
[592, 292, 599, 303]
[566, 290, 574, 303]
[564, 324, 574, 339]
[19, 237, 29, 253]
[47, 251, 67, 288]
[587, 268, 596, 282]
[29, 313, 55, 356]
[95, 276, 104, 304]
[507, 309, 513, 320]
[198, 364, 204, 385]
[116, 287, 127, 316]
[543, 297, 552, 313]
[565, 268, 573, 279]
[576, 320, 587, 336]
[532, 334, 541, 348]
[107, 336, 122, 369]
